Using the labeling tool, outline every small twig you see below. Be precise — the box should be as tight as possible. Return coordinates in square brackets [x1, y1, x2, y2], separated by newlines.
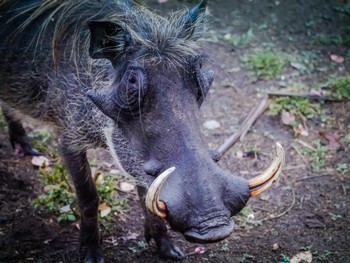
[261, 187, 296, 221]
[295, 169, 335, 181]
[240, 95, 270, 140]
[2, 159, 21, 163]
[267, 90, 342, 102]
[291, 144, 309, 168]
[254, 207, 272, 213]
[216, 95, 270, 157]
[295, 139, 316, 151]
[295, 174, 330, 181]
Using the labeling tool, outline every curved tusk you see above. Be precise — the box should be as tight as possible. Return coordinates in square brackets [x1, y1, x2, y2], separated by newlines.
[249, 143, 285, 197]
[145, 167, 176, 218]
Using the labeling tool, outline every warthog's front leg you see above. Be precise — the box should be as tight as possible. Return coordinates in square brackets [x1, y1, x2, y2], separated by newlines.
[61, 147, 104, 263]
[137, 186, 185, 260]
[2, 106, 41, 156]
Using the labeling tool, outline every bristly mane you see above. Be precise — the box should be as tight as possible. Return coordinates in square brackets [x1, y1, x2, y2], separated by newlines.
[1, 0, 205, 69]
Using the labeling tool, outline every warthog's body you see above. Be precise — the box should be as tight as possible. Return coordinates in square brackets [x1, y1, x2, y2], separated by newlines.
[0, 0, 284, 262]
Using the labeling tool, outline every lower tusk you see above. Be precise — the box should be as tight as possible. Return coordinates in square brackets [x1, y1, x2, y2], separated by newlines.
[145, 167, 176, 218]
[249, 143, 285, 197]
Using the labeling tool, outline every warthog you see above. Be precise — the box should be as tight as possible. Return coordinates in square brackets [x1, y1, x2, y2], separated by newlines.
[0, 0, 285, 262]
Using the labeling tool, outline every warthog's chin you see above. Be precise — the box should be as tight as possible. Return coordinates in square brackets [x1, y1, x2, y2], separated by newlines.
[183, 220, 235, 243]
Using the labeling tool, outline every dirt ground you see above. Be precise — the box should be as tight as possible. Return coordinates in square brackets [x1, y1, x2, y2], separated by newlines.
[1, 0, 349, 262]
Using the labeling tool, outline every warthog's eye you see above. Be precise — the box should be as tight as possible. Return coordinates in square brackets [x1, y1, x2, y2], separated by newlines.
[116, 66, 147, 115]
[192, 57, 215, 105]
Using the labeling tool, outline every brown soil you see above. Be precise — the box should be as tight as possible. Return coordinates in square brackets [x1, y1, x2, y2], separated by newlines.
[1, 0, 349, 262]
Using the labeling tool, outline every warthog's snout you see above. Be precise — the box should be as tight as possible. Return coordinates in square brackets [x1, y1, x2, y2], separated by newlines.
[183, 221, 235, 243]
[146, 143, 285, 243]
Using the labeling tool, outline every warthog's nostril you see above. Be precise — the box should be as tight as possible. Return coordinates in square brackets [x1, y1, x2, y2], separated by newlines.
[143, 158, 163, 176]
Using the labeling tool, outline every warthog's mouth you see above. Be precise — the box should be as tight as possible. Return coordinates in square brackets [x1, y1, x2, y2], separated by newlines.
[184, 220, 235, 243]
[145, 143, 285, 219]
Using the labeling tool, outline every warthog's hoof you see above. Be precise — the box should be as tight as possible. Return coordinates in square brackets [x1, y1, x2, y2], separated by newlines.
[10, 135, 41, 156]
[144, 212, 185, 260]
[159, 238, 185, 260]
[84, 246, 105, 263]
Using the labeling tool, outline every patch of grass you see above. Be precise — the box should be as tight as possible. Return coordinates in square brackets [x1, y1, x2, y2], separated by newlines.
[128, 241, 148, 253]
[235, 206, 262, 229]
[288, 52, 318, 73]
[324, 76, 350, 100]
[268, 97, 321, 136]
[96, 173, 129, 225]
[280, 254, 290, 262]
[243, 49, 288, 79]
[313, 34, 343, 46]
[224, 28, 255, 47]
[268, 97, 320, 119]
[329, 212, 342, 221]
[336, 163, 348, 174]
[239, 253, 254, 262]
[302, 141, 328, 173]
[33, 162, 129, 223]
[30, 129, 59, 158]
[220, 242, 230, 252]
[334, 3, 350, 15]
[313, 250, 336, 261]
[246, 144, 262, 158]
[33, 164, 77, 221]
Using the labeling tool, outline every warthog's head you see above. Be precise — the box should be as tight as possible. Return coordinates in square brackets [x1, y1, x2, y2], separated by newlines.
[87, 0, 284, 243]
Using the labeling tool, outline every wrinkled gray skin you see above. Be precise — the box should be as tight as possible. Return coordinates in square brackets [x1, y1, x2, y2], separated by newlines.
[0, 0, 250, 262]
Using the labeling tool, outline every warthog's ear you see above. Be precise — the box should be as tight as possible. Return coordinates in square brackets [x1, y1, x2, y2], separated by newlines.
[180, 0, 207, 39]
[88, 21, 131, 61]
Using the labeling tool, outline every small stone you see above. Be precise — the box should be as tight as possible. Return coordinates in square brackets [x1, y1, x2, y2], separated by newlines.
[236, 150, 243, 158]
[272, 243, 279, 251]
[223, 33, 232, 40]
[203, 120, 221, 130]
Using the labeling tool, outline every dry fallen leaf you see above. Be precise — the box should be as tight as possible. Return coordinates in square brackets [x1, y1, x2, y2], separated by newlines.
[294, 123, 309, 137]
[203, 120, 221, 130]
[290, 62, 305, 70]
[99, 202, 111, 218]
[330, 54, 344, 63]
[98, 202, 109, 211]
[31, 156, 50, 168]
[100, 207, 111, 218]
[94, 172, 104, 185]
[119, 182, 135, 192]
[290, 250, 312, 263]
[319, 130, 341, 151]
